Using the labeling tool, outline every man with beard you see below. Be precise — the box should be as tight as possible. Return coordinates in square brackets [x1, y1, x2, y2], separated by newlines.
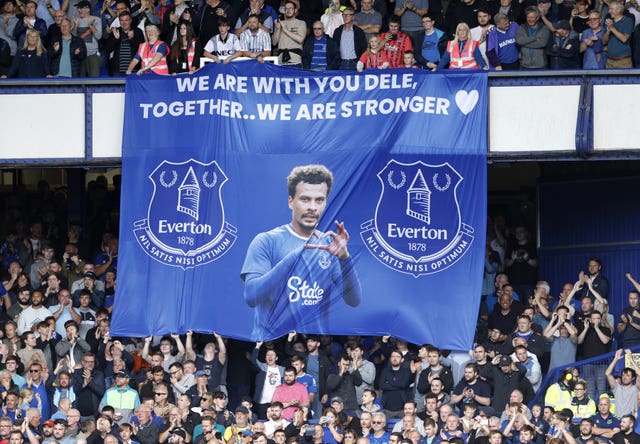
[450, 363, 492, 412]
[272, 368, 310, 421]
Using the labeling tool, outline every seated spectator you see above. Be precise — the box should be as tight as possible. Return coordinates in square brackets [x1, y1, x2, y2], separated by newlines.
[611, 415, 640, 444]
[569, 379, 596, 420]
[590, 395, 620, 439]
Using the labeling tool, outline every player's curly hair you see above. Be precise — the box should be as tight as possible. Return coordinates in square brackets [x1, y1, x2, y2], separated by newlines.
[287, 165, 333, 197]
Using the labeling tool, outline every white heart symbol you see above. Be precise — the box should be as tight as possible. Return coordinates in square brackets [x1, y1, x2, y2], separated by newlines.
[455, 90, 479, 115]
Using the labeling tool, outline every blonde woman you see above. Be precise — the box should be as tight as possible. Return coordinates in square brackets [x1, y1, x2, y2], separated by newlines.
[356, 35, 390, 71]
[439, 22, 488, 69]
[2, 29, 51, 78]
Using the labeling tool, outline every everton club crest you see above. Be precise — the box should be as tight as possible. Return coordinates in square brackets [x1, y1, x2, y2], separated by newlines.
[133, 159, 237, 269]
[360, 160, 474, 277]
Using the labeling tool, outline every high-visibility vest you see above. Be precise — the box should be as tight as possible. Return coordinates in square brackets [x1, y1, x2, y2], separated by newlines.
[138, 40, 169, 74]
[446, 39, 479, 69]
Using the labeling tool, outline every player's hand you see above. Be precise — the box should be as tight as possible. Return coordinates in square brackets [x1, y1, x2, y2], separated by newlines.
[307, 220, 350, 260]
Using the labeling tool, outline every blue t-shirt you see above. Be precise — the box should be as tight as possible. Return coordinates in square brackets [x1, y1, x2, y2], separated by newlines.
[241, 224, 360, 339]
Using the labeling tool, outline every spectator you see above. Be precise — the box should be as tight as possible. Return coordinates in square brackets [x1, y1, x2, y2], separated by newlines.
[486, 12, 519, 69]
[167, 21, 200, 74]
[13, 0, 47, 48]
[302, 20, 340, 70]
[160, 0, 193, 45]
[605, 349, 639, 417]
[203, 18, 242, 63]
[394, 0, 429, 44]
[354, 0, 382, 42]
[356, 34, 390, 71]
[48, 17, 86, 77]
[272, 367, 310, 420]
[569, 379, 596, 420]
[103, 11, 145, 76]
[602, 1, 633, 68]
[272, 0, 305, 67]
[543, 307, 578, 371]
[71, 0, 101, 77]
[2, 28, 49, 77]
[126, 22, 169, 75]
[234, 0, 274, 36]
[381, 14, 413, 67]
[590, 396, 620, 439]
[516, 7, 550, 66]
[379, 349, 413, 417]
[320, 0, 344, 38]
[414, 14, 446, 69]
[578, 311, 612, 399]
[333, 6, 366, 69]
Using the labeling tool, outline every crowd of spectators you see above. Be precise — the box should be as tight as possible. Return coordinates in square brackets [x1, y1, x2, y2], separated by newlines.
[0, 176, 639, 444]
[1, 0, 640, 78]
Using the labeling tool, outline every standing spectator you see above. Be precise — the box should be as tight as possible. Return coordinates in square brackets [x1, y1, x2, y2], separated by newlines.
[160, 0, 192, 45]
[438, 22, 487, 69]
[2, 28, 49, 77]
[379, 349, 413, 417]
[580, 10, 606, 68]
[252, 342, 284, 419]
[99, 370, 140, 424]
[578, 311, 612, 400]
[394, 0, 429, 44]
[193, 0, 231, 50]
[414, 14, 446, 69]
[17, 290, 53, 335]
[103, 11, 145, 75]
[333, 6, 366, 69]
[380, 14, 413, 67]
[167, 21, 200, 73]
[0, 0, 19, 60]
[272, 0, 306, 67]
[302, 21, 340, 70]
[543, 308, 578, 371]
[125, 22, 169, 74]
[470, 8, 493, 66]
[73, 352, 105, 420]
[576, 257, 610, 302]
[486, 13, 519, 69]
[326, 354, 361, 415]
[354, 0, 382, 42]
[504, 226, 538, 300]
[602, 0, 633, 68]
[48, 17, 86, 77]
[348, 342, 375, 407]
[620, 278, 640, 346]
[12, 0, 47, 48]
[320, 0, 344, 38]
[605, 349, 639, 418]
[203, 18, 243, 63]
[71, 0, 101, 77]
[356, 34, 390, 70]
[516, 7, 550, 68]
[272, 367, 310, 421]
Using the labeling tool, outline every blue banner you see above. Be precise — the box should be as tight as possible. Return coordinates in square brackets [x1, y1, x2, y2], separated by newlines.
[112, 62, 487, 350]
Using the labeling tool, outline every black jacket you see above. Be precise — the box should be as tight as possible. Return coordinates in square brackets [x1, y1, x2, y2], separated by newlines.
[48, 35, 87, 77]
[333, 24, 367, 60]
[104, 26, 146, 75]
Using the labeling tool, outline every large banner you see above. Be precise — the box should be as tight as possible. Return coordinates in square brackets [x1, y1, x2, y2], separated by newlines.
[112, 62, 487, 350]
